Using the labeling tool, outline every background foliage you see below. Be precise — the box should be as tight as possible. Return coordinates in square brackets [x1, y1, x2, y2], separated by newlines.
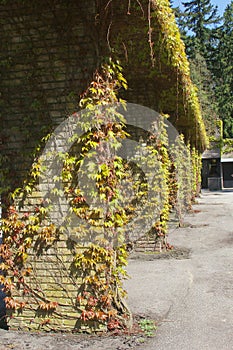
[173, 0, 233, 138]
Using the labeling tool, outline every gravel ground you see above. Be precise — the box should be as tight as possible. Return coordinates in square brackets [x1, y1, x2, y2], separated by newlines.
[0, 323, 152, 350]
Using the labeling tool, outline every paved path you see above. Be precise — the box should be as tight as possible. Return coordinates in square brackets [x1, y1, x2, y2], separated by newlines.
[125, 190, 233, 349]
[0, 190, 232, 349]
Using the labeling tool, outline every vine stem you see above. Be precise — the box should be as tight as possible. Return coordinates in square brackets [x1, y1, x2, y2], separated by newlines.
[148, 0, 155, 67]
[127, 0, 131, 14]
[106, 21, 113, 51]
[104, 0, 113, 11]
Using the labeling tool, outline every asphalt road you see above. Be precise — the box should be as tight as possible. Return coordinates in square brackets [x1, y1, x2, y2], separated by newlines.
[125, 190, 233, 349]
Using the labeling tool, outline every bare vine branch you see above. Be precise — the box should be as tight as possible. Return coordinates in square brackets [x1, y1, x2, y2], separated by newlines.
[136, 0, 145, 16]
[106, 21, 113, 51]
[122, 41, 129, 62]
[128, 0, 145, 16]
[127, 0, 131, 14]
[148, 0, 155, 67]
[105, 0, 113, 11]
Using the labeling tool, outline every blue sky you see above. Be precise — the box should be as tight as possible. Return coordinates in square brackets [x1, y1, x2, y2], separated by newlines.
[173, 0, 231, 16]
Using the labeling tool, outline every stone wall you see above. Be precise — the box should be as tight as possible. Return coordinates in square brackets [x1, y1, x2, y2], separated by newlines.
[0, 0, 205, 332]
[0, 0, 206, 199]
[0, 0, 98, 194]
[0, 0, 103, 331]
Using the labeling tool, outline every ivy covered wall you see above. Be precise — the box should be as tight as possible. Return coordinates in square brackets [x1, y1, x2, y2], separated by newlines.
[0, 0, 207, 333]
[0, 0, 207, 201]
[0, 0, 98, 196]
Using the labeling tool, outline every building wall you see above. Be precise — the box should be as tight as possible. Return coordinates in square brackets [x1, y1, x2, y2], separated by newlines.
[0, 0, 206, 200]
[0, 0, 102, 331]
[0, 0, 99, 195]
[0, 1, 205, 331]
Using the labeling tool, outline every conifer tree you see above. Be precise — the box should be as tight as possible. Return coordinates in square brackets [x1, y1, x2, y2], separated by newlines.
[171, 0, 221, 136]
[189, 49, 218, 136]
[214, 1, 233, 137]
[172, 0, 233, 138]
[181, 0, 221, 58]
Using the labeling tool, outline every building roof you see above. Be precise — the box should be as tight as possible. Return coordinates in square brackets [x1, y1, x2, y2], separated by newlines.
[221, 152, 233, 162]
[202, 148, 221, 159]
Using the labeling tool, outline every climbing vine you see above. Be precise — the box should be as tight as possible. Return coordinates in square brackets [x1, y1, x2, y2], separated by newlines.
[170, 135, 193, 225]
[146, 116, 172, 250]
[0, 60, 133, 332]
[0, 58, 203, 331]
[0, 0, 206, 333]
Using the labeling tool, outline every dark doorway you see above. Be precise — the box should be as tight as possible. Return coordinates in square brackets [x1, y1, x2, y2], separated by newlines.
[202, 158, 221, 189]
[222, 162, 233, 188]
